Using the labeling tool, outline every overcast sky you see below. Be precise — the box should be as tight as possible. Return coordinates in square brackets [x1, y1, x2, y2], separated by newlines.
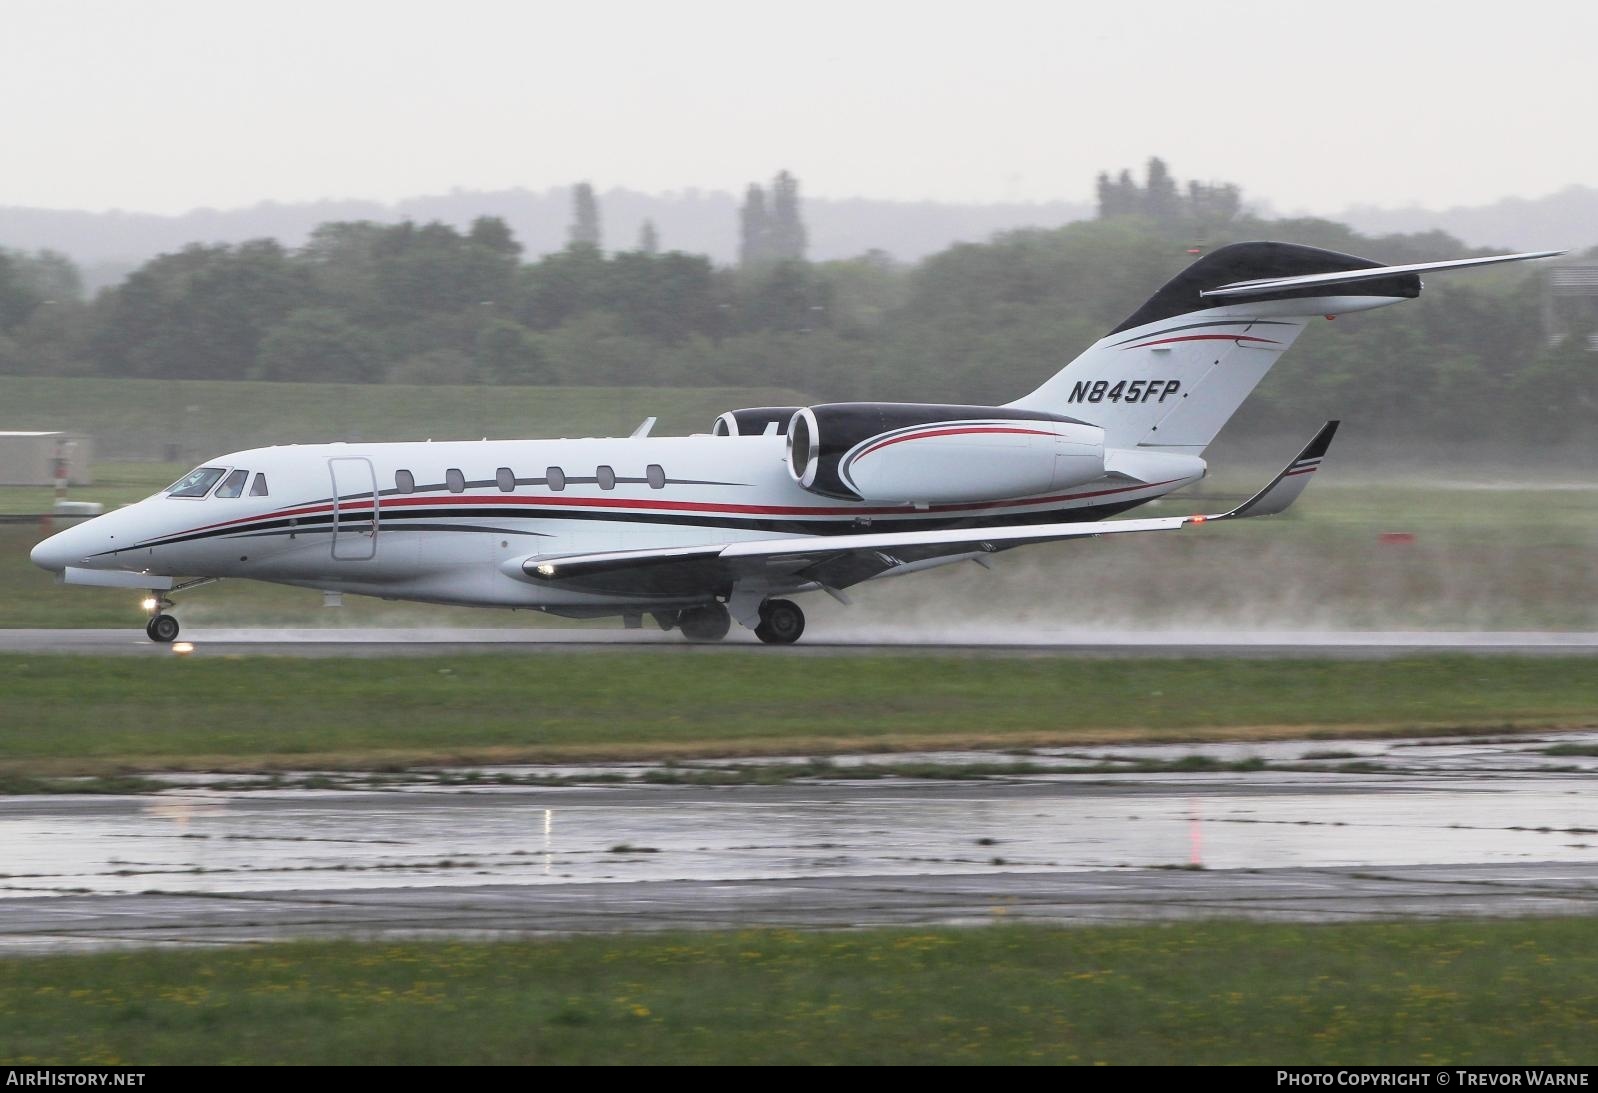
[3, 0, 1594, 216]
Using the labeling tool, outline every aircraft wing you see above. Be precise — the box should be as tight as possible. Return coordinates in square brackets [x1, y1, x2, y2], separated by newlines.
[514, 421, 1338, 596]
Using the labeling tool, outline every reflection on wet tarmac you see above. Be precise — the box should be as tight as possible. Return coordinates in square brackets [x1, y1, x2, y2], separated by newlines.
[2, 734, 1594, 900]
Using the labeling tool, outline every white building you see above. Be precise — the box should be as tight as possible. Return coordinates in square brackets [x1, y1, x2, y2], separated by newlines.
[0, 432, 94, 486]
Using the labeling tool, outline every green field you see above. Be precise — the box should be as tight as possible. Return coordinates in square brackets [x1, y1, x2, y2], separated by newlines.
[3, 653, 1596, 776]
[2, 921, 1593, 1065]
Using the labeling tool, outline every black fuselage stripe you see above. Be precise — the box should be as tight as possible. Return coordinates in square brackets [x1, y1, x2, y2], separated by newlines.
[234, 523, 552, 540]
[118, 499, 1149, 553]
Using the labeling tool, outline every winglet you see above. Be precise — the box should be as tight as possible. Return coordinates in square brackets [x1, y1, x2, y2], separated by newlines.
[1193, 420, 1339, 524]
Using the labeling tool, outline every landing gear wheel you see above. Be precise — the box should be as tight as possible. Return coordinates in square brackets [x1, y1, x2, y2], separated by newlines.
[146, 614, 180, 643]
[755, 598, 805, 645]
[678, 603, 731, 642]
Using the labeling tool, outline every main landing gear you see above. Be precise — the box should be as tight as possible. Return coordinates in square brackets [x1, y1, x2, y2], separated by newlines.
[677, 603, 732, 642]
[754, 598, 805, 645]
[671, 597, 806, 644]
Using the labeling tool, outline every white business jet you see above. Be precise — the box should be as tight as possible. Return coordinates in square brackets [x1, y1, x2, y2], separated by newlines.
[31, 242, 1558, 644]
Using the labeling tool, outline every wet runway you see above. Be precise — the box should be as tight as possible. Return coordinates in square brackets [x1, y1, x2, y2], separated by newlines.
[8, 627, 1598, 658]
[3, 733, 1596, 952]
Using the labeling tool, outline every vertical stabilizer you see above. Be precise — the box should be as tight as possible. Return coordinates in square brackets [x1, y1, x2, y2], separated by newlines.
[1008, 242, 1420, 452]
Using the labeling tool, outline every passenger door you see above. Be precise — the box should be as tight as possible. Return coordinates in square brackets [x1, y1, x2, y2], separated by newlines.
[329, 457, 378, 560]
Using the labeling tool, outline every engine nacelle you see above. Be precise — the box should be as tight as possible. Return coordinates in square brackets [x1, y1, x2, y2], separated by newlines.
[711, 407, 801, 437]
[786, 403, 1106, 503]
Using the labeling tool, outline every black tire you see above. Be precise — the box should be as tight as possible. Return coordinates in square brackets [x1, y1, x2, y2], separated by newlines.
[755, 599, 805, 645]
[678, 603, 731, 642]
[146, 614, 180, 643]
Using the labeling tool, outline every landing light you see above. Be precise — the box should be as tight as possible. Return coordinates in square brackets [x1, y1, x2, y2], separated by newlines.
[535, 563, 557, 577]
[140, 597, 159, 612]
[171, 642, 195, 656]
[1190, 514, 1208, 524]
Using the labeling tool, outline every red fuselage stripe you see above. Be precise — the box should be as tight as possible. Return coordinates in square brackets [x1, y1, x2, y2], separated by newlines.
[1120, 333, 1281, 351]
[160, 477, 1190, 541]
[854, 426, 1056, 461]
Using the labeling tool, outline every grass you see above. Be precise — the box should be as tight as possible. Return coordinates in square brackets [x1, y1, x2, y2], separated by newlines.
[27, 756, 1317, 795]
[0, 772, 167, 795]
[1543, 743, 1598, 757]
[1, 652, 1595, 776]
[1, 921, 1594, 1064]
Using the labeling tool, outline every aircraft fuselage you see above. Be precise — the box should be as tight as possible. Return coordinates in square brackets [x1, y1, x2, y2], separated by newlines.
[31, 434, 1203, 615]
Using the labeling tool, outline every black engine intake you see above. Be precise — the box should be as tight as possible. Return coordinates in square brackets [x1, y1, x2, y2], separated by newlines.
[712, 407, 802, 437]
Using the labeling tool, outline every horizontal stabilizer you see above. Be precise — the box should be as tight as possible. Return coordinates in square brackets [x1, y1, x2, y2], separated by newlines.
[1199, 250, 1563, 299]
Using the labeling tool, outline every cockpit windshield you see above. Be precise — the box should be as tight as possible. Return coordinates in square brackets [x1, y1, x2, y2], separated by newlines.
[165, 466, 227, 498]
[214, 469, 249, 498]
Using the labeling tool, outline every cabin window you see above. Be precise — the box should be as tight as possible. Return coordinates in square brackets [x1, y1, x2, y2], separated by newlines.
[249, 473, 269, 497]
[546, 467, 566, 491]
[165, 466, 226, 498]
[395, 470, 415, 494]
[446, 468, 466, 494]
[214, 469, 249, 498]
[596, 465, 616, 491]
[646, 464, 666, 489]
[496, 467, 515, 493]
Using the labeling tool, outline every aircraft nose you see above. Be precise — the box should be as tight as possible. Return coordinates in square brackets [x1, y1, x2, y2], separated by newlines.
[31, 527, 81, 573]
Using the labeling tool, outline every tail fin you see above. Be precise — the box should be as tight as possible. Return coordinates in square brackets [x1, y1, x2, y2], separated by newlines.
[1007, 242, 1558, 453]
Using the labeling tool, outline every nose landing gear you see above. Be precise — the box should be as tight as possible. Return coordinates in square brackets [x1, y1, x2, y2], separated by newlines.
[142, 593, 179, 643]
[145, 613, 180, 643]
[137, 578, 217, 643]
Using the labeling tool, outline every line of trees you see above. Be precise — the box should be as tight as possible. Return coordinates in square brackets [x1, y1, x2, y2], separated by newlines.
[1097, 157, 1242, 228]
[0, 166, 1592, 442]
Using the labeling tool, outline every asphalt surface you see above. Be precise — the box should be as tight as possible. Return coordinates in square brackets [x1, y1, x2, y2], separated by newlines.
[8, 627, 1598, 658]
[5, 865, 1594, 951]
[3, 733, 1596, 952]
